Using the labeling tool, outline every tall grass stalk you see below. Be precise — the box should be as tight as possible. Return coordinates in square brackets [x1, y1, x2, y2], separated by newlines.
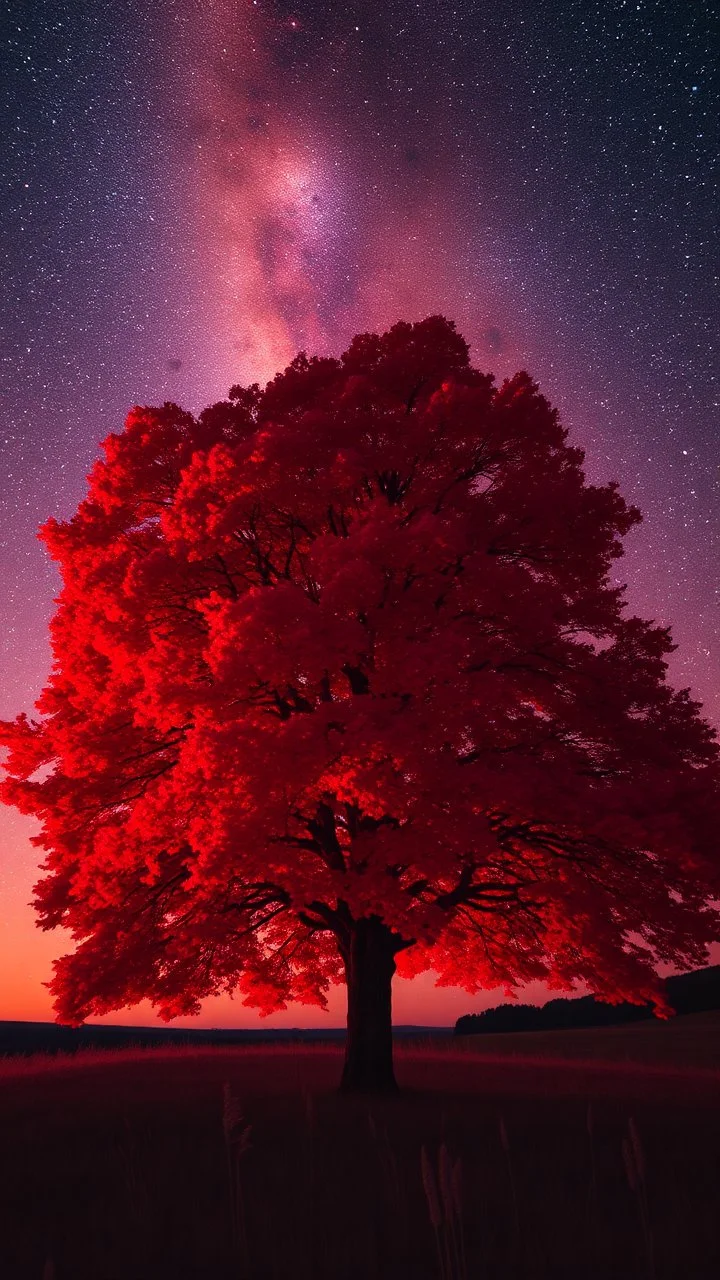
[498, 1110, 522, 1249]
[366, 1102, 409, 1254]
[421, 1144, 446, 1280]
[302, 1087, 315, 1268]
[586, 1101, 600, 1257]
[421, 1143, 467, 1280]
[222, 1082, 252, 1276]
[115, 1112, 148, 1229]
[622, 1116, 655, 1280]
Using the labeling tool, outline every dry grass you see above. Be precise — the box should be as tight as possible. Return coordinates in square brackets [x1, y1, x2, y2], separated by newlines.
[222, 1081, 252, 1274]
[622, 1116, 655, 1280]
[0, 1017, 719, 1278]
[420, 1141, 466, 1280]
[452, 1008, 720, 1070]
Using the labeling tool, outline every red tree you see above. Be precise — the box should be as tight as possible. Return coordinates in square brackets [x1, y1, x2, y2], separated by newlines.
[2, 316, 720, 1092]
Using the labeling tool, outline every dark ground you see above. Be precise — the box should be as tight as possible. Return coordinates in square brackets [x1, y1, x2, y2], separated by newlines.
[1, 1013, 719, 1280]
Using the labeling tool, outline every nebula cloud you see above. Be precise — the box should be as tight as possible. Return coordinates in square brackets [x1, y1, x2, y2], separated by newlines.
[175, 2, 343, 387]
[173, 0, 530, 393]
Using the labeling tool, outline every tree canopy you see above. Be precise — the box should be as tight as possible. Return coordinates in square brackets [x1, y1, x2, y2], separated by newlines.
[2, 316, 719, 1086]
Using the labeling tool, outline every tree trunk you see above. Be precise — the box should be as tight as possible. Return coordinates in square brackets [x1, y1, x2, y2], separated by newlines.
[339, 915, 400, 1094]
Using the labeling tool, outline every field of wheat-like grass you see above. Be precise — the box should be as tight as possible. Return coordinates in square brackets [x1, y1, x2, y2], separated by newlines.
[1, 1014, 719, 1279]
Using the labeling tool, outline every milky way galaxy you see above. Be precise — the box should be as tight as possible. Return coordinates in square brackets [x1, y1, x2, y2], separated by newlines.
[179, 2, 340, 384]
[175, 0, 530, 392]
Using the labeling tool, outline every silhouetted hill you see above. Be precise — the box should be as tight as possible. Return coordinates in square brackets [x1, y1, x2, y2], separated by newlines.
[454, 964, 720, 1036]
[0, 1021, 453, 1059]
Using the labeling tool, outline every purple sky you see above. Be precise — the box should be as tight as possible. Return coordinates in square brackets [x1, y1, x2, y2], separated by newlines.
[1, 0, 718, 1025]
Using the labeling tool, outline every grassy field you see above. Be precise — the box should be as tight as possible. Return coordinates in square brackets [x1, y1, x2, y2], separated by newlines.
[1, 1013, 719, 1280]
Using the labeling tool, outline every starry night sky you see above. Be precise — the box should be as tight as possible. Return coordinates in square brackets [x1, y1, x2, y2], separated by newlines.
[1, 0, 718, 1025]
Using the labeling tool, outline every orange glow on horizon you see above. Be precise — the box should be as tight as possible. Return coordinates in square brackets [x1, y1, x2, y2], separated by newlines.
[0, 806, 569, 1029]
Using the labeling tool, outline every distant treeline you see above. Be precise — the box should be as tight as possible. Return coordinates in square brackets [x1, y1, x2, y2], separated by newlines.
[0, 1022, 453, 1059]
[454, 965, 720, 1037]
